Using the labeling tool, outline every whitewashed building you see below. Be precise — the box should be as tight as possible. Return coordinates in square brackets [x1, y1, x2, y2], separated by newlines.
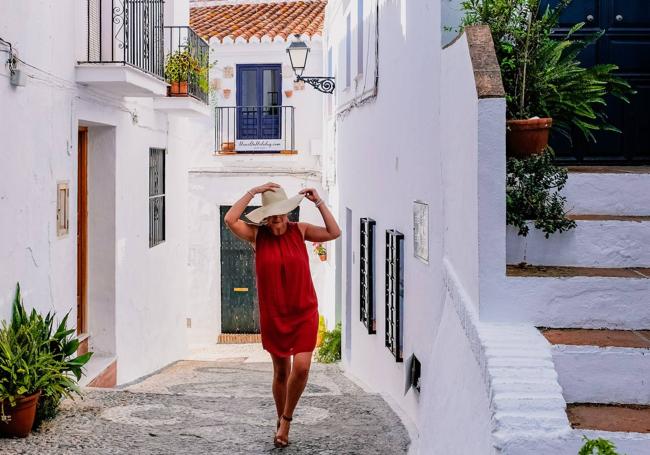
[185, 0, 336, 345]
[0, 0, 209, 386]
[325, 0, 650, 453]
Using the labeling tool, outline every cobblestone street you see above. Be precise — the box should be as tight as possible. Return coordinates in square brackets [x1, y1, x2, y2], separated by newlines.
[1, 346, 410, 454]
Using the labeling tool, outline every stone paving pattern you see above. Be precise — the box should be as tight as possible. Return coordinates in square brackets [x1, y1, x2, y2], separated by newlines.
[0, 360, 410, 454]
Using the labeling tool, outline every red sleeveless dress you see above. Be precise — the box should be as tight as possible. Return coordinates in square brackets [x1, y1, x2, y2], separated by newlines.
[255, 222, 319, 358]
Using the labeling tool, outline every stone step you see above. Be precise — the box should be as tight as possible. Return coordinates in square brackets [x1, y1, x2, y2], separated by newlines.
[542, 329, 650, 405]
[79, 355, 117, 388]
[567, 403, 650, 433]
[507, 216, 650, 267]
[503, 266, 650, 329]
[563, 167, 650, 216]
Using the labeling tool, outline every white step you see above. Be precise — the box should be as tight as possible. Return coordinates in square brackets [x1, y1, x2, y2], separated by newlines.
[551, 344, 650, 405]
[563, 167, 650, 216]
[79, 355, 117, 388]
[507, 216, 650, 267]
[504, 267, 650, 329]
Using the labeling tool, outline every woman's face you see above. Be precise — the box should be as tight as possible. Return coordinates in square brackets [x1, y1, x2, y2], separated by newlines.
[265, 214, 289, 229]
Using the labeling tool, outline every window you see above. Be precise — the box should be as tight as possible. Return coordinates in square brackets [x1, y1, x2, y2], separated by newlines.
[385, 229, 404, 362]
[360, 218, 376, 334]
[149, 148, 165, 248]
[345, 13, 352, 88]
[56, 182, 69, 237]
[357, 0, 364, 76]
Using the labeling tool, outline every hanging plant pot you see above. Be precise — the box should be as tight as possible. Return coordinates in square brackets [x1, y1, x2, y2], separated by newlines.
[318, 254, 327, 262]
[0, 391, 41, 438]
[284, 89, 293, 98]
[222, 88, 232, 99]
[169, 81, 189, 97]
[506, 117, 553, 159]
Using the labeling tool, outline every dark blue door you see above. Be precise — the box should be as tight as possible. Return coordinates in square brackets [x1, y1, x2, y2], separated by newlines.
[544, 0, 650, 164]
[236, 64, 282, 141]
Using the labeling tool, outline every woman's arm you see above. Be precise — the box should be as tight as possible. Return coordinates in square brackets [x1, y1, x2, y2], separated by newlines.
[298, 188, 342, 242]
[224, 182, 280, 243]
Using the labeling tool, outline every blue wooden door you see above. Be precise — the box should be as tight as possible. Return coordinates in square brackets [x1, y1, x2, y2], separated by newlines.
[236, 64, 282, 141]
[543, 0, 650, 164]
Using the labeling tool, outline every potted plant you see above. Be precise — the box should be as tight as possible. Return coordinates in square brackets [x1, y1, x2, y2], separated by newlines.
[165, 48, 199, 96]
[313, 242, 327, 261]
[462, 0, 633, 158]
[0, 284, 92, 437]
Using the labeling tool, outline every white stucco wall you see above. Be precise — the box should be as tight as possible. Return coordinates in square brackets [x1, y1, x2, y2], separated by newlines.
[328, 0, 448, 434]
[0, 0, 194, 384]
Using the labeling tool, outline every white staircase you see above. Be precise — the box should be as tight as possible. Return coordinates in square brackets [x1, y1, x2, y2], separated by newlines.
[504, 167, 650, 450]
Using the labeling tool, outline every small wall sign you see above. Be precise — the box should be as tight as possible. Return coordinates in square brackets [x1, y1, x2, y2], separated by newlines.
[413, 200, 429, 263]
[236, 139, 283, 151]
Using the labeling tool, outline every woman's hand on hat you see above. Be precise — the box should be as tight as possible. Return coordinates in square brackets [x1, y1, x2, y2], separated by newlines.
[251, 182, 280, 195]
[299, 188, 320, 203]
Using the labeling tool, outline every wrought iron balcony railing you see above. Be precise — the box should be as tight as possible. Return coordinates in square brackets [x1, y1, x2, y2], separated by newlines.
[215, 106, 296, 154]
[163, 26, 210, 104]
[81, 0, 165, 79]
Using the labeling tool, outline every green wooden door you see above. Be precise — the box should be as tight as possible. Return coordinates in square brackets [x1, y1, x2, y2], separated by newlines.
[220, 205, 300, 333]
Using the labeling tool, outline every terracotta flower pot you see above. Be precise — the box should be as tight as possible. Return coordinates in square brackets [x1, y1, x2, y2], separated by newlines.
[0, 391, 41, 438]
[284, 89, 293, 98]
[169, 81, 188, 97]
[318, 254, 327, 262]
[506, 117, 553, 159]
[221, 142, 235, 153]
[222, 88, 232, 99]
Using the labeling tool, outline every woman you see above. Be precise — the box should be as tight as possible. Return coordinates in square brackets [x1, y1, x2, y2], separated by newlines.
[224, 182, 341, 448]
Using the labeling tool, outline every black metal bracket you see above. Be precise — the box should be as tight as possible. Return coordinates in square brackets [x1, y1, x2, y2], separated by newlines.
[296, 76, 335, 94]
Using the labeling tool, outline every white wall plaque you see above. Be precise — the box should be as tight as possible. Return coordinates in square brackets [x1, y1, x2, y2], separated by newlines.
[413, 200, 429, 263]
[236, 139, 283, 151]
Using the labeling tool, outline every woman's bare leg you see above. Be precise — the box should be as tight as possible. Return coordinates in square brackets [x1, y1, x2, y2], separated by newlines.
[276, 351, 313, 442]
[270, 354, 291, 420]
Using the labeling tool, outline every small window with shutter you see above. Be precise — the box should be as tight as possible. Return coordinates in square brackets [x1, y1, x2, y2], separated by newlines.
[360, 217, 376, 334]
[149, 148, 166, 248]
[385, 229, 404, 362]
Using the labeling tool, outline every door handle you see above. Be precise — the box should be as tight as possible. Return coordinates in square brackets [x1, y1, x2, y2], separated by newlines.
[586, 14, 594, 23]
[234, 287, 249, 292]
[615, 14, 623, 22]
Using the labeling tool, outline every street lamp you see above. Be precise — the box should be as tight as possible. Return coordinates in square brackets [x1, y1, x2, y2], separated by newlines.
[286, 35, 335, 94]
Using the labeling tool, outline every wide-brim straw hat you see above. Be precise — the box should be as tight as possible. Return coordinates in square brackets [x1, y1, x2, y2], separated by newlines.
[245, 187, 304, 224]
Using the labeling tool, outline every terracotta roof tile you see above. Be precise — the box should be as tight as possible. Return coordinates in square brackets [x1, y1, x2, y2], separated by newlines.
[190, 1, 326, 42]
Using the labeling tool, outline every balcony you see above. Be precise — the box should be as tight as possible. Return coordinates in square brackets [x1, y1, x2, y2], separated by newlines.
[153, 26, 211, 117]
[76, 0, 168, 97]
[215, 106, 296, 154]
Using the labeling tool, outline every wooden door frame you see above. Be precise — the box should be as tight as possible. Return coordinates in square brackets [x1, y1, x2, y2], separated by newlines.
[77, 127, 88, 335]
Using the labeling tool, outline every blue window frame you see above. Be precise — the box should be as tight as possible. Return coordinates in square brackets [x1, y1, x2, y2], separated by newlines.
[236, 64, 282, 140]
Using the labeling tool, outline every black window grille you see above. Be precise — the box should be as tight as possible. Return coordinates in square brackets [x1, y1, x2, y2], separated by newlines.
[360, 218, 376, 334]
[385, 229, 404, 362]
[149, 148, 165, 248]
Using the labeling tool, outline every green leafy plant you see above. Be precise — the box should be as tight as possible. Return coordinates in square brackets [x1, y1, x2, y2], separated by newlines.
[164, 48, 198, 83]
[461, 0, 633, 142]
[315, 323, 341, 363]
[507, 150, 576, 237]
[164, 47, 214, 96]
[313, 242, 327, 256]
[578, 436, 622, 455]
[1, 283, 93, 425]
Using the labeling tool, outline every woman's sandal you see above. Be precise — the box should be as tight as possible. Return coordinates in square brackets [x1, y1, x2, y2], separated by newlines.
[273, 414, 292, 448]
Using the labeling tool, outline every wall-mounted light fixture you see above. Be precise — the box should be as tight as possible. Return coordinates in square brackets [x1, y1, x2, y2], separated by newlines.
[286, 35, 335, 94]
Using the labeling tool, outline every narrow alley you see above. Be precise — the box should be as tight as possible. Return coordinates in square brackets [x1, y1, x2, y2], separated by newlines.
[1, 346, 410, 454]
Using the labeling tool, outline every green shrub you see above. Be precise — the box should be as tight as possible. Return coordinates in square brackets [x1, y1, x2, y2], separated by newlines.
[578, 436, 622, 455]
[461, 0, 633, 143]
[1, 283, 92, 425]
[506, 150, 576, 237]
[315, 323, 341, 363]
